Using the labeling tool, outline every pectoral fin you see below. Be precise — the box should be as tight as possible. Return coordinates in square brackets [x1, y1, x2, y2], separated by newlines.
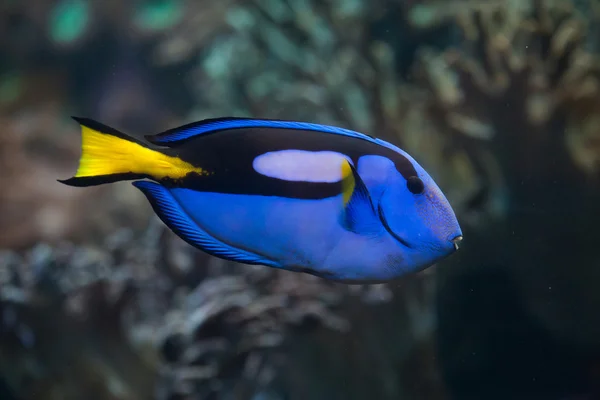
[340, 160, 383, 236]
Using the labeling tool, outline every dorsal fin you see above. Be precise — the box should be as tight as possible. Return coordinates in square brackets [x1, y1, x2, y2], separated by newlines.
[145, 117, 380, 147]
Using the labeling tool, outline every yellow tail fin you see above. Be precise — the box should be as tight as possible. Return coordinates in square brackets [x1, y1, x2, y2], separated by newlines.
[59, 117, 206, 187]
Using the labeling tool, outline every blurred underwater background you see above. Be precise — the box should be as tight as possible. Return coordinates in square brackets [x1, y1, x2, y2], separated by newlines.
[1, 0, 600, 399]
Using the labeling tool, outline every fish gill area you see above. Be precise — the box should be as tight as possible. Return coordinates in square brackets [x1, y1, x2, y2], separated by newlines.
[0, 0, 600, 399]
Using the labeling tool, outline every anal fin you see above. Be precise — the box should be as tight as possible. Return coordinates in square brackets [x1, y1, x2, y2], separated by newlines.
[132, 181, 281, 268]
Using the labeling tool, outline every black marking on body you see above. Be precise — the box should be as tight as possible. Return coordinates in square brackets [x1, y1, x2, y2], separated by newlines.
[59, 172, 145, 187]
[161, 127, 419, 199]
[378, 203, 413, 249]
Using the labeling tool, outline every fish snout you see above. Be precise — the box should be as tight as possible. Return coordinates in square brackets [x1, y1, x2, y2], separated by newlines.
[451, 235, 463, 251]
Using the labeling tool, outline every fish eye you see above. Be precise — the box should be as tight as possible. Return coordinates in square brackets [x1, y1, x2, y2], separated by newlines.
[406, 176, 424, 194]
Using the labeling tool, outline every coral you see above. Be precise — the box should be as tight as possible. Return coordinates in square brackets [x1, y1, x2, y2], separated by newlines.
[14, 0, 600, 399]
[0, 217, 399, 399]
[401, 2, 600, 398]
[0, 1, 239, 64]
[0, 242, 155, 400]
[185, 0, 402, 137]
[404, 0, 600, 225]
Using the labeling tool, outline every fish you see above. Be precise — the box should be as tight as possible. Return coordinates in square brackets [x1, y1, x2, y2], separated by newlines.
[59, 116, 463, 284]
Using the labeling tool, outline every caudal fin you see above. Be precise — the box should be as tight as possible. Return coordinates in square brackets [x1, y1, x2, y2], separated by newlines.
[58, 117, 151, 187]
[59, 117, 208, 187]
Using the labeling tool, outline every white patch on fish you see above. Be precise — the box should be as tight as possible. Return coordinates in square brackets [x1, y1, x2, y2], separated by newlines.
[253, 150, 351, 182]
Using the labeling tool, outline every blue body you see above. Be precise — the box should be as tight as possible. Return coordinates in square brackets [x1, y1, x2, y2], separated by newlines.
[129, 116, 463, 283]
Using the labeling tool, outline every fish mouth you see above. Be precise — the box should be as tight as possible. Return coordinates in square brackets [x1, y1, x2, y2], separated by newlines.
[451, 235, 463, 250]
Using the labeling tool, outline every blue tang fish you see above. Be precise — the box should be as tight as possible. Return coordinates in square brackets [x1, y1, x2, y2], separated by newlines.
[59, 116, 463, 283]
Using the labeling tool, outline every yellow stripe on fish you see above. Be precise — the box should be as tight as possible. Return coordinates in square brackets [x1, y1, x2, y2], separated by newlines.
[341, 159, 355, 206]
